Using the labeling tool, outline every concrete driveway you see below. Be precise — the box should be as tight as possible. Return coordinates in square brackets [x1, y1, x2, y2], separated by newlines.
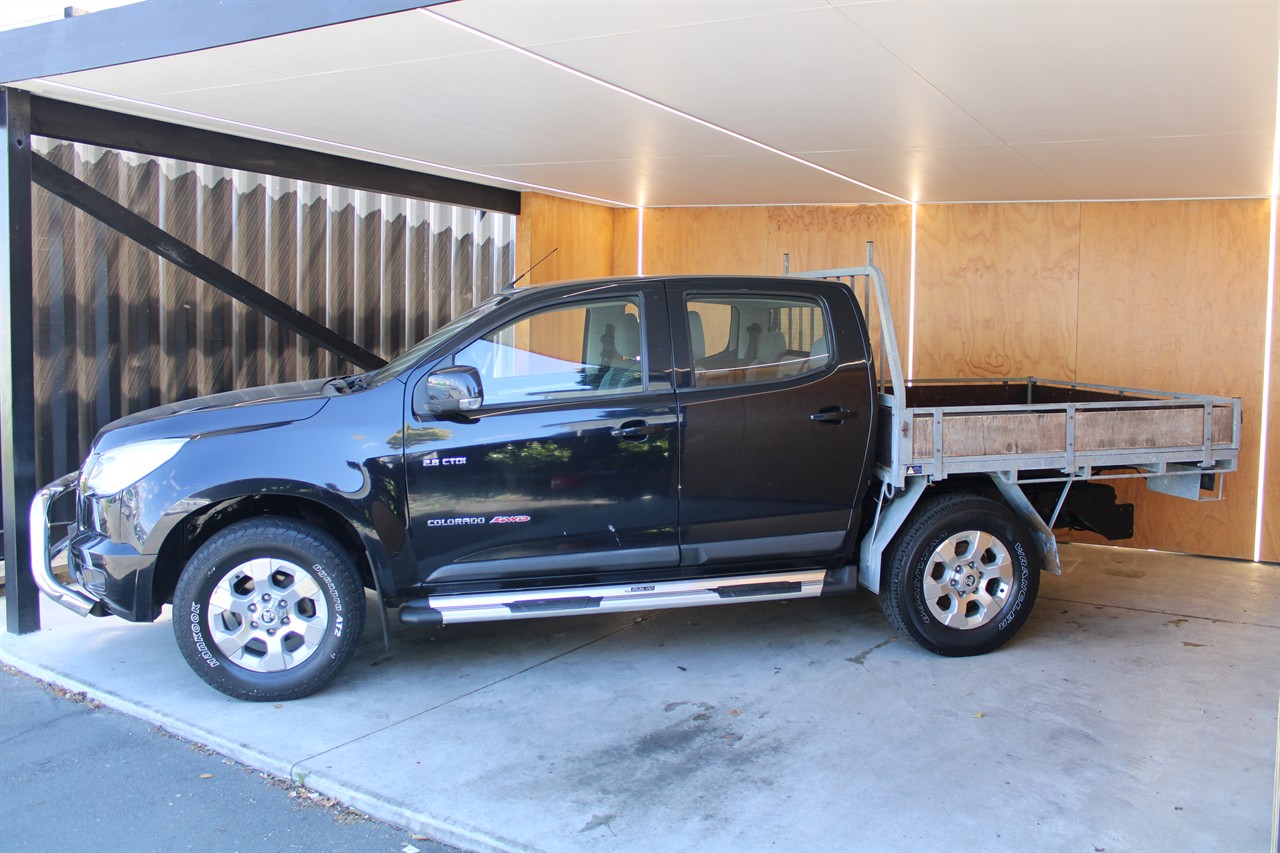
[2, 543, 1277, 852]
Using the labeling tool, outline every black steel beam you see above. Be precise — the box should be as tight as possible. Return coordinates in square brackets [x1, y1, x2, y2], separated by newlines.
[2, 0, 453, 83]
[1, 89, 40, 634]
[30, 97, 520, 215]
[31, 153, 388, 372]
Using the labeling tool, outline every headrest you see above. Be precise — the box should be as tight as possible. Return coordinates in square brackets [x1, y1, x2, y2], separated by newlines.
[757, 330, 787, 362]
[688, 310, 706, 360]
[614, 313, 641, 358]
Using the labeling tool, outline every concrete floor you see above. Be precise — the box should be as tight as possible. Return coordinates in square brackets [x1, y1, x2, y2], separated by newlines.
[0, 667, 453, 853]
[1, 543, 1277, 852]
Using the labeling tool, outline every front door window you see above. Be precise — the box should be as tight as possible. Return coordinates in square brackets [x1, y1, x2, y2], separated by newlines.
[454, 298, 644, 405]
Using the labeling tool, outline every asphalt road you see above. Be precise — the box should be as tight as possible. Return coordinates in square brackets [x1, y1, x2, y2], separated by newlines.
[0, 665, 458, 853]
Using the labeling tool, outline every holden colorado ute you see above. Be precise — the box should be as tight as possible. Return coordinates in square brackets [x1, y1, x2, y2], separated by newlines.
[31, 248, 1241, 700]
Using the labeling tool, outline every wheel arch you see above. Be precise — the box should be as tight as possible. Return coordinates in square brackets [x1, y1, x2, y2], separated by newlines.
[151, 489, 394, 616]
[858, 473, 1059, 595]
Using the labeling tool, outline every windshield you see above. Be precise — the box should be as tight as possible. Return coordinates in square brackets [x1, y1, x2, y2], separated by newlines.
[361, 295, 507, 387]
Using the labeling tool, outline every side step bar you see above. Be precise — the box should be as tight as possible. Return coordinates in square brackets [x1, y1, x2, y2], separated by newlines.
[400, 569, 827, 626]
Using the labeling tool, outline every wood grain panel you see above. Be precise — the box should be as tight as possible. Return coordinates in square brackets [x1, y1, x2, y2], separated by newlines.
[766, 205, 912, 378]
[1075, 200, 1270, 560]
[641, 207, 771, 275]
[911, 413, 1068, 459]
[1263, 202, 1279, 563]
[945, 412, 1067, 457]
[1076, 407, 1208, 451]
[515, 192, 615, 285]
[613, 207, 639, 276]
[914, 203, 1080, 380]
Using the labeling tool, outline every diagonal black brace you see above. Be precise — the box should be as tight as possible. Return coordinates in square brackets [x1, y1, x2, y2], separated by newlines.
[30, 152, 387, 371]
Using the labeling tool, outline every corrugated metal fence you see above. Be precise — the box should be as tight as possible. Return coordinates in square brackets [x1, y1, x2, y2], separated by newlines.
[2, 139, 514, 525]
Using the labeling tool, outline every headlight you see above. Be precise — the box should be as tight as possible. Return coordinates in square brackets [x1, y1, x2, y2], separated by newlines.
[82, 438, 189, 496]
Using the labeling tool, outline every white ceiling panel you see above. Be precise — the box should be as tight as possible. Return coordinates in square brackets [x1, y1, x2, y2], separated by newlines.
[435, 1, 832, 47]
[12, 0, 1278, 205]
[39, 51, 286, 97]
[808, 145, 1073, 203]
[840, 0, 1278, 144]
[204, 10, 503, 78]
[481, 152, 892, 207]
[488, 5, 1002, 153]
[1012, 133, 1277, 201]
[137, 58, 778, 165]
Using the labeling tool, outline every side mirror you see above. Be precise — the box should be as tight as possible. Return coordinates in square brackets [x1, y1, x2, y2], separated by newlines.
[417, 366, 483, 416]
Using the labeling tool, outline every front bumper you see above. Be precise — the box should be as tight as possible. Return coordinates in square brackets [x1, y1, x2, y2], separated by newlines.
[29, 472, 109, 617]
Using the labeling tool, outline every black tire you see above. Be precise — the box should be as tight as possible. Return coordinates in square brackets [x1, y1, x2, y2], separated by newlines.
[880, 492, 1040, 656]
[172, 517, 365, 701]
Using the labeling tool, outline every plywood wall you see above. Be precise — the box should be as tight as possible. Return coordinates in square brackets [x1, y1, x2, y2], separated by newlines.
[914, 204, 1080, 380]
[641, 207, 774, 275]
[515, 193, 615, 285]
[1073, 201, 1271, 560]
[518, 193, 1276, 562]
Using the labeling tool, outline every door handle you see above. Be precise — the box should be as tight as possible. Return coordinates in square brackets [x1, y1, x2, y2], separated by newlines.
[810, 407, 856, 425]
[611, 420, 664, 440]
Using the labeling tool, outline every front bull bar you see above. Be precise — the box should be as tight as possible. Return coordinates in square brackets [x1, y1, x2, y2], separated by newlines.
[28, 471, 105, 617]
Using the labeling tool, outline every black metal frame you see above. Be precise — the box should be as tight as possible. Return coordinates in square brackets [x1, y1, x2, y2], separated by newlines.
[2, 89, 522, 633]
[0, 0, 454, 83]
[1, 89, 38, 633]
[31, 98, 520, 215]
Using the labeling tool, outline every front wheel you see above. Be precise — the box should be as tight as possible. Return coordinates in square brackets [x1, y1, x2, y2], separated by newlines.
[172, 517, 365, 701]
[880, 492, 1040, 656]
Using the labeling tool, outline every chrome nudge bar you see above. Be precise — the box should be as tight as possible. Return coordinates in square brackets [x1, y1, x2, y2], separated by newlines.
[28, 471, 103, 617]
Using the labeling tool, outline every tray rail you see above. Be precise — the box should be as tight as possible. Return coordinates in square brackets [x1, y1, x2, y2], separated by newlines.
[877, 377, 1241, 493]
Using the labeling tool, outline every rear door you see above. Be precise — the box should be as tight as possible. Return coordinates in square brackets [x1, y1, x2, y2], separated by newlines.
[667, 280, 876, 569]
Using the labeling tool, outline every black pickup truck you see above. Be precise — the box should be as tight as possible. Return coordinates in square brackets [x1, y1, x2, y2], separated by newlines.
[31, 258, 1242, 700]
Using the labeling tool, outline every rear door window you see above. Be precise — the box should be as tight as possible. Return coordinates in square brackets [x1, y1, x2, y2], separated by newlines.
[685, 294, 830, 388]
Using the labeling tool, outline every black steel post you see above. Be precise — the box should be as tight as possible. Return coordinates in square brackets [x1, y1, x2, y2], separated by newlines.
[1, 88, 40, 634]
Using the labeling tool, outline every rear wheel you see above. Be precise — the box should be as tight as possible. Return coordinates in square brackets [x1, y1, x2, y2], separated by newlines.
[173, 517, 365, 701]
[880, 492, 1040, 656]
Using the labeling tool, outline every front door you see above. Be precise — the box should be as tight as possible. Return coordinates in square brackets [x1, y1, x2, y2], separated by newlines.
[668, 280, 876, 568]
[403, 284, 678, 589]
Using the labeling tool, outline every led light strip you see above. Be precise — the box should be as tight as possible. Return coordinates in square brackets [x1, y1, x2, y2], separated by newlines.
[908, 203, 918, 382]
[637, 207, 645, 277]
[423, 9, 911, 206]
[28, 79, 637, 209]
[1254, 48, 1280, 564]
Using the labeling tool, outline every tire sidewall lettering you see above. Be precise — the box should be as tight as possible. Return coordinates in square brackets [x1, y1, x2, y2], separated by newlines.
[188, 602, 220, 668]
[310, 562, 345, 639]
[997, 542, 1031, 631]
[910, 528, 953, 626]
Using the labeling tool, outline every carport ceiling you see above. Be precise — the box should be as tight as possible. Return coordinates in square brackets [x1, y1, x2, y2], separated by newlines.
[8, 0, 1279, 207]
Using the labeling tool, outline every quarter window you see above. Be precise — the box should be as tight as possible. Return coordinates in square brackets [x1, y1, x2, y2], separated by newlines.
[455, 298, 644, 405]
[686, 294, 830, 388]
